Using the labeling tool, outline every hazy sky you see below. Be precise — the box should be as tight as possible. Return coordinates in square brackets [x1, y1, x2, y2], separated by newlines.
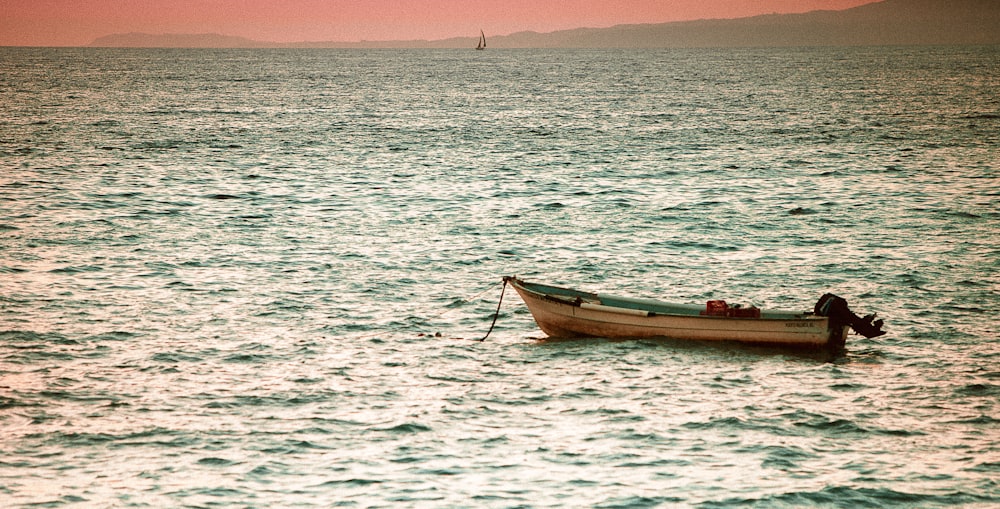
[3, 0, 878, 47]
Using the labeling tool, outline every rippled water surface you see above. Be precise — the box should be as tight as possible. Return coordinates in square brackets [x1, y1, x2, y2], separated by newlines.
[1, 46, 998, 507]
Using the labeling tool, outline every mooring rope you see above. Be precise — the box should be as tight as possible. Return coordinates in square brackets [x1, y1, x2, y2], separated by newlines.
[471, 277, 508, 342]
[417, 279, 504, 323]
[340, 279, 508, 342]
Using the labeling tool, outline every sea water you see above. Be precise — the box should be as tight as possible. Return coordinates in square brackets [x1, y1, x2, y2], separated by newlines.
[1, 46, 998, 507]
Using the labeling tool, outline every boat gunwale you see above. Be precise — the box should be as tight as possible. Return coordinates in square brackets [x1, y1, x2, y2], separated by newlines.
[507, 276, 818, 322]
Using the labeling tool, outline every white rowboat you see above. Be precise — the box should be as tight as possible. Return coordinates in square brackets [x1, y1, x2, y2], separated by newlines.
[504, 276, 884, 353]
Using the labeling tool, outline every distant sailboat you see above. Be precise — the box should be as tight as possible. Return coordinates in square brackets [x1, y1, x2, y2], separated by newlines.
[476, 30, 486, 50]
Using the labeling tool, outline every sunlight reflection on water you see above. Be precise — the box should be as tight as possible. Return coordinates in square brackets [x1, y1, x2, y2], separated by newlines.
[1, 46, 998, 508]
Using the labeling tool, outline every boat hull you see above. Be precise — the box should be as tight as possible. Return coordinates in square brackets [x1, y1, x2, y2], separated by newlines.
[506, 277, 848, 351]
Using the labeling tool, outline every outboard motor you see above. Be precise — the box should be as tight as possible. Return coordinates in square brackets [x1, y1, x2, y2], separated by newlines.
[814, 293, 885, 338]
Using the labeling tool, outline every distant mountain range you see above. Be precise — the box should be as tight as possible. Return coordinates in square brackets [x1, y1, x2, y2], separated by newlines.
[90, 0, 999, 49]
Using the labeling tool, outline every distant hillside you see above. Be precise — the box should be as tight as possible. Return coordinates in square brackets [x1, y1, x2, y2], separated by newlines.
[89, 33, 272, 48]
[90, 0, 999, 49]
[505, 0, 1000, 48]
